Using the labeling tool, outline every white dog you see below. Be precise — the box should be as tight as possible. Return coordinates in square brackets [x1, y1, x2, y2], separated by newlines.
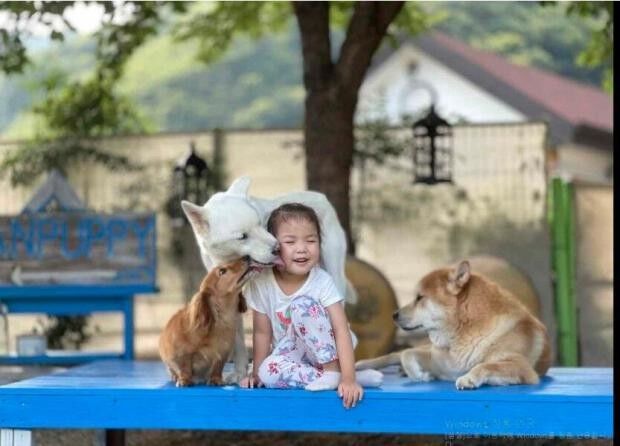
[181, 176, 356, 383]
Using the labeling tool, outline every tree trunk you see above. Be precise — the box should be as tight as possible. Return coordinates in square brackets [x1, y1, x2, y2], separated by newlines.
[305, 88, 357, 253]
[294, 1, 405, 254]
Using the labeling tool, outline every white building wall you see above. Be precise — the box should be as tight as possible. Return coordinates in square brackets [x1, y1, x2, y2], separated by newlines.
[358, 43, 527, 125]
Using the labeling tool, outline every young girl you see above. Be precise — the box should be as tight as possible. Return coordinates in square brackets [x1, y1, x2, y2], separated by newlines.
[240, 203, 383, 408]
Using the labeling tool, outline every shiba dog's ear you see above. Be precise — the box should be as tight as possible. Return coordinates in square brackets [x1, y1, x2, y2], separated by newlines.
[226, 176, 251, 197]
[181, 201, 209, 237]
[448, 260, 471, 295]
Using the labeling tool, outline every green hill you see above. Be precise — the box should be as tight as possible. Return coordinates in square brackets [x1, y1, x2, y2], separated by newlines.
[0, 2, 605, 140]
[0, 25, 305, 139]
[119, 29, 305, 131]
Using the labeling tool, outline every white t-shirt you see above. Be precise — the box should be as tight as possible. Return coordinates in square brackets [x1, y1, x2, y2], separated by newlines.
[245, 266, 355, 347]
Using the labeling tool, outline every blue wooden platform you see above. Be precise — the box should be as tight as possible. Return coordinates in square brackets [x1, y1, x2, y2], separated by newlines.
[0, 360, 612, 439]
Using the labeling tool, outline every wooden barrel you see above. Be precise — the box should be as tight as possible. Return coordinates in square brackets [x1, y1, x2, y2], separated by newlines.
[345, 256, 398, 360]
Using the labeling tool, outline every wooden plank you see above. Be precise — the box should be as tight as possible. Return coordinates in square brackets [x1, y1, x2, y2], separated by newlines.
[0, 361, 612, 438]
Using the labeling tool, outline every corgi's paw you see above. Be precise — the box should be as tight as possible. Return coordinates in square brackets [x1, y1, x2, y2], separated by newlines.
[175, 377, 192, 387]
[209, 376, 224, 386]
[455, 373, 480, 390]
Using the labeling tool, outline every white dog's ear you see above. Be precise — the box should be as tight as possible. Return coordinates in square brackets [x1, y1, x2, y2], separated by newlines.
[448, 260, 471, 295]
[226, 176, 251, 197]
[181, 200, 209, 237]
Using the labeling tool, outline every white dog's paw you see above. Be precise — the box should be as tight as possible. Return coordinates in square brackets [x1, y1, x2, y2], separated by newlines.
[224, 370, 246, 385]
[455, 374, 480, 390]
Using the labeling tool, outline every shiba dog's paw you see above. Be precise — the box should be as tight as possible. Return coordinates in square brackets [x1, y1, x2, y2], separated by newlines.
[405, 369, 433, 382]
[455, 373, 480, 390]
[401, 352, 433, 382]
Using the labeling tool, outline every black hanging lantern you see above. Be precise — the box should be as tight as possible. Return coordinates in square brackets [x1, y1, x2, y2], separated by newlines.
[412, 105, 453, 184]
[167, 141, 212, 225]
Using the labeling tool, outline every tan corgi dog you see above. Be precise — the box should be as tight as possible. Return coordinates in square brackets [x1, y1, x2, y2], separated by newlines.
[356, 260, 551, 389]
[159, 257, 260, 386]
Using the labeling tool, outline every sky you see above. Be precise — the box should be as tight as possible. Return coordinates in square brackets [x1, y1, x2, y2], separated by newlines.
[0, 1, 132, 44]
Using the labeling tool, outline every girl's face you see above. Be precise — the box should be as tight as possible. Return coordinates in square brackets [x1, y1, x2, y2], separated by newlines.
[274, 218, 320, 277]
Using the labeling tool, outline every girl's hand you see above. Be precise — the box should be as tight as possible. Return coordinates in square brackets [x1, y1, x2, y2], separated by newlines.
[338, 379, 363, 409]
[239, 374, 263, 388]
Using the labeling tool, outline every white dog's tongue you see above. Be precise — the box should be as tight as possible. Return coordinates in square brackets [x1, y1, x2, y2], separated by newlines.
[272, 256, 285, 268]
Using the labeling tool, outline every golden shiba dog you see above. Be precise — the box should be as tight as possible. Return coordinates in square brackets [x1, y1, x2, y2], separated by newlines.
[356, 260, 551, 389]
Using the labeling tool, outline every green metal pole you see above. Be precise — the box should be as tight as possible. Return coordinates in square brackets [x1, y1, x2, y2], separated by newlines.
[564, 180, 579, 363]
[550, 177, 579, 366]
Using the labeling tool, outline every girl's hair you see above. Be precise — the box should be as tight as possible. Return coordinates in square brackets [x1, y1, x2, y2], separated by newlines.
[267, 203, 322, 242]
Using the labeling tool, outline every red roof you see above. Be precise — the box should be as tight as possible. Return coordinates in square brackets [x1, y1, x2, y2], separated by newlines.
[431, 32, 613, 132]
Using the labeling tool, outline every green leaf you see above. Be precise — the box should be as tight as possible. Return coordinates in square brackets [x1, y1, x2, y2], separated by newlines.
[50, 30, 65, 42]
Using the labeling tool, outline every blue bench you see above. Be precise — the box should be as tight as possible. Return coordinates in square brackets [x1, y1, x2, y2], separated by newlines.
[0, 360, 612, 445]
[0, 173, 157, 367]
[0, 285, 157, 365]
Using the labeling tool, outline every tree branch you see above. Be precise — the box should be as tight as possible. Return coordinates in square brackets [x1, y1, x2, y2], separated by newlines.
[335, 1, 404, 98]
[293, 2, 333, 93]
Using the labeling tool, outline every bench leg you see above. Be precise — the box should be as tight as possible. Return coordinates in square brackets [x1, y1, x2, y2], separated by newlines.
[0, 430, 33, 446]
[105, 429, 125, 446]
[122, 297, 134, 360]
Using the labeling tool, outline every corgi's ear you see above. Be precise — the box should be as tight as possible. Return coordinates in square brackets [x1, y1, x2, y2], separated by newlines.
[448, 260, 471, 295]
[188, 289, 212, 331]
[238, 292, 247, 313]
[181, 201, 209, 237]
[226, 176, 251, 197]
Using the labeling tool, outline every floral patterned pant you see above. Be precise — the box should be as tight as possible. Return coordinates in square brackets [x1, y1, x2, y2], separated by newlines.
[257, 295, 339, 388]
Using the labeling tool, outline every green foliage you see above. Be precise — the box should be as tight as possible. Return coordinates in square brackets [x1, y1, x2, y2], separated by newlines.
[95, 1, 187, 81]
[1, 1, 610, 138]
[0, 0, 165, 186]
[36, 315, 95, 350]
[34, 72, 145, 138]
[354, 118, 407, 166]
[390, 2, 444, 42]
[0, 68, 145, 186]
[0, 1, 78, 74]
[0, 137, 139, 187]
[0, 28, 28, 74]
[132, 27, 306, 131]
[563, 2, 613, 92]
[426, 1, 610, 89]
[174, 2, 291, 64]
